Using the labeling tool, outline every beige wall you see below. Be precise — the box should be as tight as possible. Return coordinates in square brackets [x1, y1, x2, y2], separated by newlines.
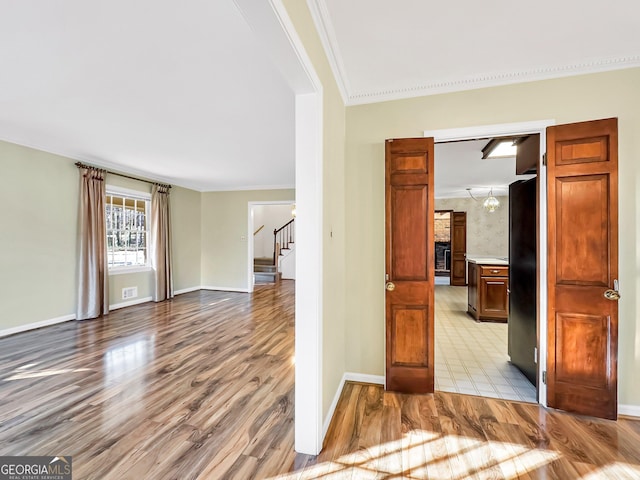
[0, 141, 78, 329]
[344, 68, 640, 407]
[283, 0, 348, 419]
[436, 196, 509, 258]
[171, 186, 202, 292]
[200, 189, 295, 290]
[0, 141, 202, 331]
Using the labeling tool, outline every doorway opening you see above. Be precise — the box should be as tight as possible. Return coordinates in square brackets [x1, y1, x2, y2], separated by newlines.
[248, 201, 296, 289]
[434, 210, 452, 285]
[426, 120, 553, 406]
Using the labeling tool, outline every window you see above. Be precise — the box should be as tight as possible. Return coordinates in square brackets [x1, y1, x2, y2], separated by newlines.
[106, 188, 150, 270]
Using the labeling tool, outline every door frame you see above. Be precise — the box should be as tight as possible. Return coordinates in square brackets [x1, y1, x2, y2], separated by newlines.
[425, 119, 555, 406]
[233, 0, 325, 455]
[247, 200, 296, 293]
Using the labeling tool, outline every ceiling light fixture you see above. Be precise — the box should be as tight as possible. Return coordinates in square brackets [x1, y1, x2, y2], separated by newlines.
[466, 187, 500, 213]
[483, 188, 500, 212]
[482, 138, 518, 159]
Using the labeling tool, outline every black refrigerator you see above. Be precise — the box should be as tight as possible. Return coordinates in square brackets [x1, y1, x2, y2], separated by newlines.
[508, 178, 537, 386]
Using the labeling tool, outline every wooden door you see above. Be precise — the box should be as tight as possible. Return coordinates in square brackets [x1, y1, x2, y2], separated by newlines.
[450, 212, 467, 286]
[547, 118, 618, 419]
[385, 137, 434, 393]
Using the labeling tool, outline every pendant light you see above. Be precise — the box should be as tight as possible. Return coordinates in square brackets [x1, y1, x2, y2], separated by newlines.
[483, 188, 500, 213]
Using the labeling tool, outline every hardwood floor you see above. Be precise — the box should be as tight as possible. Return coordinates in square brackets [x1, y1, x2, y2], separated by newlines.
[0, 282, 301, 479]
[306, 383, 640, 480]
[2, 282, 640, 479]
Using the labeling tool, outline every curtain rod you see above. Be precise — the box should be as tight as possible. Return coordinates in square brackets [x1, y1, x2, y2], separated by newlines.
[75, 162, 172, 189]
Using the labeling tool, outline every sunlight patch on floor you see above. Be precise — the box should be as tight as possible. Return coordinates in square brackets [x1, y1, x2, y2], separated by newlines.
[580, 462, 640, 479]
[268, 431, 561, 479]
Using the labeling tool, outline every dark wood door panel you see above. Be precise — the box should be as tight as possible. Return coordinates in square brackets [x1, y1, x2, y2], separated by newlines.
[547, 117, 618, 420]
[480, 277, 509, 317]
[390, 305, 429, 366]
[555, 312, 611, 388]
[390, 153, 428, 174]
[555, 136, 609, 165]
[555, 175, 610, 286]
[452, 261, 466, 283]
[451, 211, 467, 286]
[385, 138, 434, 394]
[390, 185, 428, 280]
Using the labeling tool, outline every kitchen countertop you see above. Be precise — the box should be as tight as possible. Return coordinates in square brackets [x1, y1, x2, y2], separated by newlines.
[466, 256, 509, 266]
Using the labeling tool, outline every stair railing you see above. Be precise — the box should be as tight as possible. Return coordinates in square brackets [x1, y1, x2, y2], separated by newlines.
[273, 219, 295, 264]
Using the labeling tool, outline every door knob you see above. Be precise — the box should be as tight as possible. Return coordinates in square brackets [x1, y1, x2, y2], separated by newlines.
[385, 282, 396, 292]
[603, 289, 620, 301]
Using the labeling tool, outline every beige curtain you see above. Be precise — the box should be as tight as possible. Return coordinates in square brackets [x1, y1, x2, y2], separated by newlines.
[76, 167, 109, 320]
[151, 184, 174, 302]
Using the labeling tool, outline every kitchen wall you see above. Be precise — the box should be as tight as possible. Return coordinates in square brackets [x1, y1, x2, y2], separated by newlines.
[436, 196, 509, 257]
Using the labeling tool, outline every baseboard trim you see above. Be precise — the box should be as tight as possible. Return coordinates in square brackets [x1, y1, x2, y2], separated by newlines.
[619, 404, 640, 418]
[344, 372, 385, 385]
[109, 296, 153, 311]
[322, 372, 386, 440]
[201, 286, 251, 293]
[0, 314, 76, 338]
[323, 373, 347, 440]
[174, 286, 201, 295]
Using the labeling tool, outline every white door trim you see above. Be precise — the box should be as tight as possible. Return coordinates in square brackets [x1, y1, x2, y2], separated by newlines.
[268, 0, 325, 456]
[234, 0, 324, 455]
[425, 119, 555, 406]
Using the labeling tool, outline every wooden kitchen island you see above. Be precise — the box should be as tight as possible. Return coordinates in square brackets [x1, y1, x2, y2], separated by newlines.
[467, 257, 509, 322]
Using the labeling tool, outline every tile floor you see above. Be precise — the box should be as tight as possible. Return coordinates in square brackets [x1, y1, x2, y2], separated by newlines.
[434, 284, 537, 403]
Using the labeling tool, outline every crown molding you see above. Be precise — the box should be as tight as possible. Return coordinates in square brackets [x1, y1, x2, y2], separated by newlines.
[306, 0, 350, 103]
[347, 55, 640, 105]
[303, 2, 640, 106]
[203, 183, 296, 192]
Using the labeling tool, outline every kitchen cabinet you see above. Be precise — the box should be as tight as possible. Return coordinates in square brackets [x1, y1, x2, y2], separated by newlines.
[467, 260, 509, 322]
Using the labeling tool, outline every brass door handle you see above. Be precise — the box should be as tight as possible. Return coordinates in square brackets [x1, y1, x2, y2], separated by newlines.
[386, 282, 396, 292]
[604, 289, 620, 301]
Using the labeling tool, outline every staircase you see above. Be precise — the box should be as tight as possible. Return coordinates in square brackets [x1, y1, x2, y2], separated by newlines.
[254, 257, 281, 284]
[253, 219, 295, 285]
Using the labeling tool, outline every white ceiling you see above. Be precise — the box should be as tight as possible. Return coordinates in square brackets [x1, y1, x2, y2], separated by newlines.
[435, 140, 533, 199]
[310, 0, 640, 104]
[3, 1, 639, 191]
[0, 0, 296, 191]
